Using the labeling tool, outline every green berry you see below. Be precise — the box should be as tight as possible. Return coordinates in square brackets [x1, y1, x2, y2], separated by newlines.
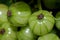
[8, 2, 31, 27]
[29, 10, 55, 36]
[17, 27, 35, 40]
[55, 12, 60, 30]
[38, 33, 60, 40]
[0, 4, 8, 25]
[0, 23, 16, 40]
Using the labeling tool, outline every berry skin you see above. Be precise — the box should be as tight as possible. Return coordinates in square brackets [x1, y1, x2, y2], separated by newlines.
[8, 2, 31, 27]
[29, 10, 55, 36]
[38, 33, 60, 40]
[17, 27, 35, 40]
[0, 4, 8, 24]
[0, 23, 16, 40]
[55, 12, 60, 30]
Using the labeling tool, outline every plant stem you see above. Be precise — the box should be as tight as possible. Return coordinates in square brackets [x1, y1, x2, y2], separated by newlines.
[37, 0, 42, 10]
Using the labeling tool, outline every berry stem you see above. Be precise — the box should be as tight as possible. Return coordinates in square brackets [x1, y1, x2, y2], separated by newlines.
[38, 14, 44, 20]
[7, 10, 11, 17]
[0, 29, 5, 35]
